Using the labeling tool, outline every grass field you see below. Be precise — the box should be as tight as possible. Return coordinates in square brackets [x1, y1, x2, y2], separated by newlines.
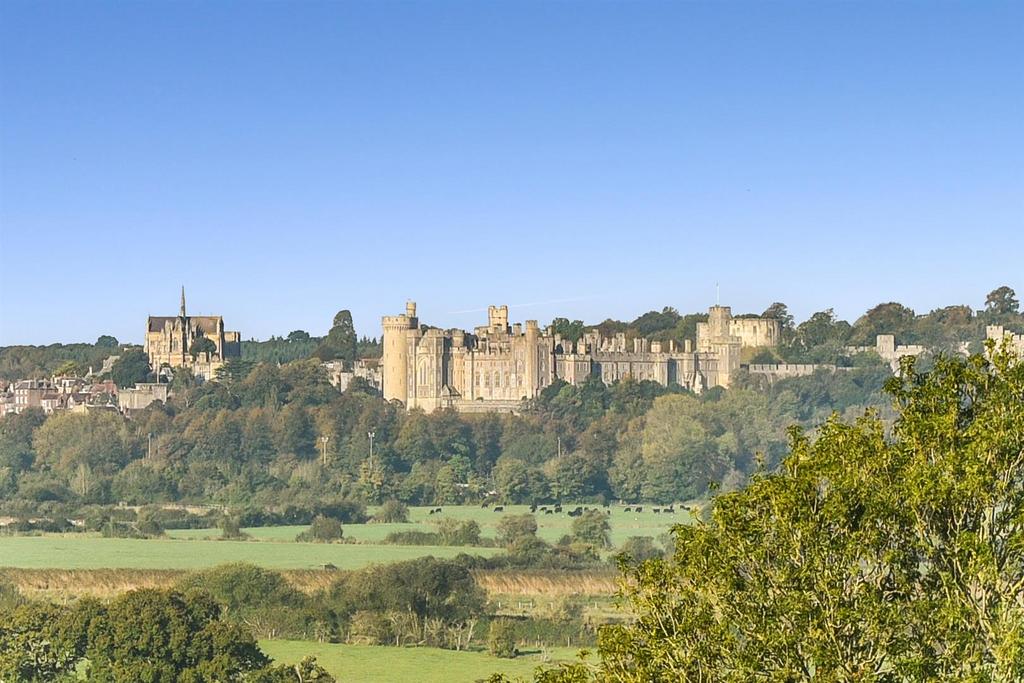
[260, 640, 582, 683]
[166, 503, 695, 547]
[0, 535, 497, 570]
[0, 504, 691, 572]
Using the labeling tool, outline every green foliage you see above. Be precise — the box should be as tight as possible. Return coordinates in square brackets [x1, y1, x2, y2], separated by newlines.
[246, 656, 335, 682]
[189, 336, 218, 359]
[0, 341, 118, 381]
[328, 556, 485, 625]
[570, 510, 611, 549]
[297, 515, 344, 542]
[488, 619, 518, 658]
[316, 310, 358, 362]
[432, 518, 482, 546]
[0, 588, 271, 682]
[985, 284, 1019, 316]
[374, 499, 409, 523]
[496, 513, 538, 546]
[614, 536, 663, 565]
[109, 348, 152, 388]
[537, 347, 1024, 681]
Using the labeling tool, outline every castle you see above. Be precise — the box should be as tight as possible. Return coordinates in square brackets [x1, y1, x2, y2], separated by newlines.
[382, 302, 780, 413]
[144, 288, 241, 379]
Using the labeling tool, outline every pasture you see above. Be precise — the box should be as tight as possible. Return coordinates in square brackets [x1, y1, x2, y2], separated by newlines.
[0, 504, 692, 573]
[167, 503, 696, 546]
[0, 535, 497, 570]
[260, 640, 582, 683]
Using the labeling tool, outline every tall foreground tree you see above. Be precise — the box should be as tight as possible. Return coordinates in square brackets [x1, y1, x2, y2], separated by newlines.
[525, 343, 1024, 682]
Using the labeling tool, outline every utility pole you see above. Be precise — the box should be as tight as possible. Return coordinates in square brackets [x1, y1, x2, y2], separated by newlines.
[320, 435, 330, 466]
[557, 436, 562, 458]
[147, 432, 153, 460]
[367, 431, 375, 469]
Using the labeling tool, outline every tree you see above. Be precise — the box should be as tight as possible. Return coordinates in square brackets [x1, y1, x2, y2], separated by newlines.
[571, 509, 611, 549]
[316, 310, 358, 362]
[189, 336, 218, 359]
[96, 335, 120, 348]
[761, 302, 794, 331]
[849, 302, 917, 345]
[985, 285, 1019, 316]
[109, 349, 151, 388]
[374, 499, 409, 523]
[286, 330, 311, 342]
[298, 515, 344, 542]
[496, 513, 538, 546]
[488, 619, 518, 658]
[247, 657, 335, 682]
[534, 346, 1024, 681]
[551, 318, 585, 343]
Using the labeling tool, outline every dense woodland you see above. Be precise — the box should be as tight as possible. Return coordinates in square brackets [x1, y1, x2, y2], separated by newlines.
[0, 288, 1021, 517]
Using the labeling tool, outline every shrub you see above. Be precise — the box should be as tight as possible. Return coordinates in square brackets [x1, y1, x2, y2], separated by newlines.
[571, 509, 611, 549]
[496, 513, 538, 546]
[488, 619, 518, 658]
[384, 530, 443, 545]
[615, 536, 664, 565]
[374, 499, 409, 523]
[433, 518, 481, 546]
[297, 515, 344, 542]
[347, 610, 392, 645]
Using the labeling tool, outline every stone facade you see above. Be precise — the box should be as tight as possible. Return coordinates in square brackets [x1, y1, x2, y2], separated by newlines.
[986, 325, 1024, 357]
[695, 306, 781, 388]
[144, 288, 241, 380]
[382, 301, 776, 413]
[845, 334, 927, 372]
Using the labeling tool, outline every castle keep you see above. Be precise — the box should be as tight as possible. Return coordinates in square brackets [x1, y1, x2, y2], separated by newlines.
[144, 288, 241, 379]
[383, 302, 780, 412]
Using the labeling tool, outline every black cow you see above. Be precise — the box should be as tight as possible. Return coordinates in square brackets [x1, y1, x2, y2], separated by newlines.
[493, 506, 504, 512]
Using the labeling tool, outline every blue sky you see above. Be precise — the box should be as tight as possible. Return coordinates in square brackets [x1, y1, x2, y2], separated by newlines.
[1, 1, 1021, 345]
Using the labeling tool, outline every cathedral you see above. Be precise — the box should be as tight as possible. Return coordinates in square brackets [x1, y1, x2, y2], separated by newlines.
[144, 288, 241, 379]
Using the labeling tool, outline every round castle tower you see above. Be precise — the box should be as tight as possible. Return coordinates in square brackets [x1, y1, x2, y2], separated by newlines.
[382, 301, 418, 404]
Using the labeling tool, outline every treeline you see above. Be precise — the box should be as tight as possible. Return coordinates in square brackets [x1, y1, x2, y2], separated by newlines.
[0, 336, 122, 381]
[0, 357, 890, 514]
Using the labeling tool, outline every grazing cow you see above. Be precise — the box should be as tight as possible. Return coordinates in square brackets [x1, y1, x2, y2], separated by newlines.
[493, 506, 504, 512]
[530, 504, 537, 513]
[544, 509, 554, 515]
[623, 507, 632, 513]
[428, 509, 436, 515]
[554, 505, 563, 513]
[435, 507, 442, 514]
[635, 506, 643, 513]
[653, 508, 661, 514]
[539, 506, 548, 512]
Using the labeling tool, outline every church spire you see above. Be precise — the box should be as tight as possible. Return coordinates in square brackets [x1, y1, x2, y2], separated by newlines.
[180, 286, 186, 317]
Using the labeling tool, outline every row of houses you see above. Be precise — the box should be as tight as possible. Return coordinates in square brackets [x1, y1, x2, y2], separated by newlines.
[0, 377, 120, 417]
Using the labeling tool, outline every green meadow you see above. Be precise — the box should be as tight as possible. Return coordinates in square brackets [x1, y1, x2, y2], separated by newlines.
[0, 505, 693, 570]
[259, 640, 582, 683]
[168, 503, 694, 546]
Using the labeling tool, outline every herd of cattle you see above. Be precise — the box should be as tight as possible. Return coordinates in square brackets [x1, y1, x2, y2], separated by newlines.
[422, 504, 680, 517]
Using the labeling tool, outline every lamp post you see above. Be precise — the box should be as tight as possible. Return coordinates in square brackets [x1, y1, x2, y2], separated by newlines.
[367, 431, 375, 470]
[320, 435, 330, 466]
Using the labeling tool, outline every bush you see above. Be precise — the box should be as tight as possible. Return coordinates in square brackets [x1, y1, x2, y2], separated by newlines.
[220, 514, 248, 540]
[433, 518, 482, 546]
[615, 536, 664, 565]
[496, 514, 538, 546]
[488, 619, 518, 658]
[384, 530, 443, 545]
[374, 499, 409, 523]
[571, 509, 611, 549]
[297, 515, 344, 542]
[347, 610, 392, 645]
